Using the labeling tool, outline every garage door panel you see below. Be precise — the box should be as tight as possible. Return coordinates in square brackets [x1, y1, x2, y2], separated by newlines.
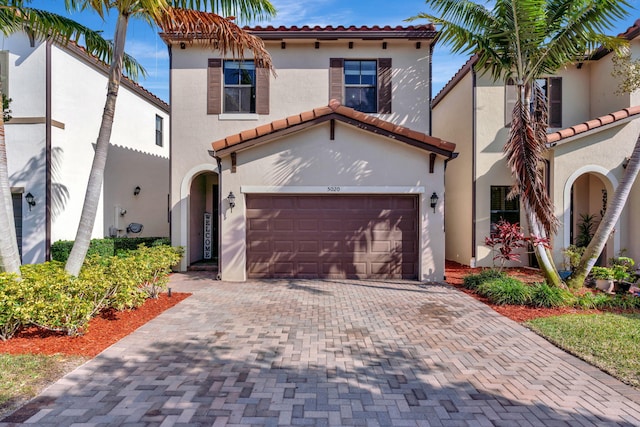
[298, 241, 319, 253]
[273, 219, 294, 231]
[297, 219, 318, 231]
[246, 195, 418, 279]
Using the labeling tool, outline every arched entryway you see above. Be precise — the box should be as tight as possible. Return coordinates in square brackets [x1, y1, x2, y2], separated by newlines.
[185, 170, 219, 270]
[563, 166, 619, 265]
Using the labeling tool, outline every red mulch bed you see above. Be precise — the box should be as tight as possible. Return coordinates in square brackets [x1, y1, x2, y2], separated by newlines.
[445, 261, 602, 322]
[1, 263, 635, 357]
[0, 292, 190, 357]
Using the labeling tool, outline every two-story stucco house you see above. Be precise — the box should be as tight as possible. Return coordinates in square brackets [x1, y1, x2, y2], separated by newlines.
[433, 20, 640, 270]
[4, 31, 170, 264]
[163, 19, 457, 281]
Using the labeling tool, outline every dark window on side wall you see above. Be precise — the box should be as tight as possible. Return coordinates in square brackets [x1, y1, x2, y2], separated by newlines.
[224, 60, 256, 113]
[505, 77, 561, 128]
[490, 186, 520, 233]
[155, 115, 163, 147]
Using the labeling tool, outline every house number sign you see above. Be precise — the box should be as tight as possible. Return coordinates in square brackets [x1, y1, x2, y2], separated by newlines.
[327, 186, 341, 192]
[203, 213, 212, 260]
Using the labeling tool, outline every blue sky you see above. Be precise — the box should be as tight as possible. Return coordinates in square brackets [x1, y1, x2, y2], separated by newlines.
[29, 0, 640, 103]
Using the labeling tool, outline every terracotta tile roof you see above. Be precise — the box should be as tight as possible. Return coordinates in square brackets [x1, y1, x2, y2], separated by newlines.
[547, 105, 640, 144]
[245, 25, 437, 40]
[211, 99, 456, 157]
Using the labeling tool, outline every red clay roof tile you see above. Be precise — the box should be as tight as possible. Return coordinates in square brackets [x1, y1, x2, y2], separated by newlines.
[548, 106, 640, 144]
[210, 101, 456, 156]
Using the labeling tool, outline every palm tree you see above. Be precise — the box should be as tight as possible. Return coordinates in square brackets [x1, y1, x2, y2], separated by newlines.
[409, 0, 630, 287]
[0, 1, 144, 275]
[63, 0, 275, 276]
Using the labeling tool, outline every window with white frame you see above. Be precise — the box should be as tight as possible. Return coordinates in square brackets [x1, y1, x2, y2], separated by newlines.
[224, 60, 256, 113]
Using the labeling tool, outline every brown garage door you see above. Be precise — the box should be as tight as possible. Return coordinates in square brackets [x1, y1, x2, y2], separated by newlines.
[246, 194, 418, 279]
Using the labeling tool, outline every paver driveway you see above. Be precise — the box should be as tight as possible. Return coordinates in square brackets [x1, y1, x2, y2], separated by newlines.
[3, 273, 640, 426]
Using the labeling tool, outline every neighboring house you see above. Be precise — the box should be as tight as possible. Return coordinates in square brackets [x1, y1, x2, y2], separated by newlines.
[433, 20, 640, 270]
[163, 22, 457, 281]
[4, 31, 170, 264]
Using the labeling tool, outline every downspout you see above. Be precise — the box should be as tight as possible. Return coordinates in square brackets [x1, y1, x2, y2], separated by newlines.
[167, 43, 172, 238]
[215, 155, 222, 280]
[45, 40, 52, 261]
[428, 42, 434, 135]
[471, 66, 477, 264]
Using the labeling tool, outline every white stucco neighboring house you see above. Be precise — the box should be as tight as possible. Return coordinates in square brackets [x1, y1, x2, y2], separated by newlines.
[163, 20, 457, 281]
[3, 31, 170, 264]
[432, 19, 640, 270]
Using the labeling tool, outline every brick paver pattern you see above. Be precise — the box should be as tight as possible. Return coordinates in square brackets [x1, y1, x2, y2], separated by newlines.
[3, 273, 640, 426]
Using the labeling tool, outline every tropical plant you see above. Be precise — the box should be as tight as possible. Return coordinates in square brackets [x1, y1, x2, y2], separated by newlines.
[484, 219, 527, 270]
[575, 213, 597, 248]
[590, 266, 615, 280]
[0, 1, 144, 276]
[63, 0, 276, 276]
[409, 0, 630, 287]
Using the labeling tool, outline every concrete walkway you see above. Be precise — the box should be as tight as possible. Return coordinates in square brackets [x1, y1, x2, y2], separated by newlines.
[2, 273, 640, 426]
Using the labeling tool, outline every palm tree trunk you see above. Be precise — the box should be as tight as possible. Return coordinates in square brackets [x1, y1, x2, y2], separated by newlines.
[65, 12, 129, 276]
[525, 201, 563, 287]
[0, 102, 21, 275]
[567, 133, 640, 289]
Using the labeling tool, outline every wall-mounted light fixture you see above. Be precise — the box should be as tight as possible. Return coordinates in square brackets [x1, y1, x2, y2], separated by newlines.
[25, 192, 36, 211]
[134, 186, 141, 196]
[120, 208, 127, 216]
[227, 191, 236, 212]
[623, 157, 630, 169]
[430, 192, 439, 213]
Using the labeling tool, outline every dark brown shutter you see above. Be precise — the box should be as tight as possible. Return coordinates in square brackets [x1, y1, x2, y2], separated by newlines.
[207, 58, 222, 115]
[548, 77, 562, 128]
[256, 62, 270, 114]
[329, 58, 344, 103]
[378, 58, 392, 114]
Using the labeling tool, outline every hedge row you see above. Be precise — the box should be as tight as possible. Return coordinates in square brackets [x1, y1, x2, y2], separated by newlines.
[51, 237, 170, 262]
[0, 244, 182, 341]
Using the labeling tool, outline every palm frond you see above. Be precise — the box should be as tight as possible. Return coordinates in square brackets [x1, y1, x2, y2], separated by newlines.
[169, 0, 276, 24]
[0, 5, 145, 79]
[504, 98, 558, 235]
[157, 7, 272, 71]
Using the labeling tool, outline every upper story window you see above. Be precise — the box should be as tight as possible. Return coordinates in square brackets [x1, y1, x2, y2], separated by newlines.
[505, 77, 562, 128]
[344, 60, 377, 113]
[330, 58, 392, 114]
[207, 58, 269, 116]
[224, 60, 256, 113]
[155, 115, 163, 147]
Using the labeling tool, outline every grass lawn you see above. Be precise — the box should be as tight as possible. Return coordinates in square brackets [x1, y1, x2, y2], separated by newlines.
[525, 313, 640, 388]
[0, 354, 86, 416]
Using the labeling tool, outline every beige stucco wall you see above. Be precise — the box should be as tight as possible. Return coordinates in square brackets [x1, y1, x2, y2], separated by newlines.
[473, 73, 520, 266]
[550, 118, 640, 266]
[170, 38, 434, 271]
[217, 121, 446, 282]
[432, 72, 474, 265]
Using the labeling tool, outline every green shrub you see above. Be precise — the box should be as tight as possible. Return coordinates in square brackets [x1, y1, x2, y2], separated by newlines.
[0, 273, 27, 341]
[477, 277, 532, 306]
[574, 292, 613, 310]
[462, 269, 506, 290]
[20, 262, 115, 336]
[130, 245, 183, 298]
[530, 283, 575, 308]
[0, 244, 182, 338]
[51, 237, 170, 262]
